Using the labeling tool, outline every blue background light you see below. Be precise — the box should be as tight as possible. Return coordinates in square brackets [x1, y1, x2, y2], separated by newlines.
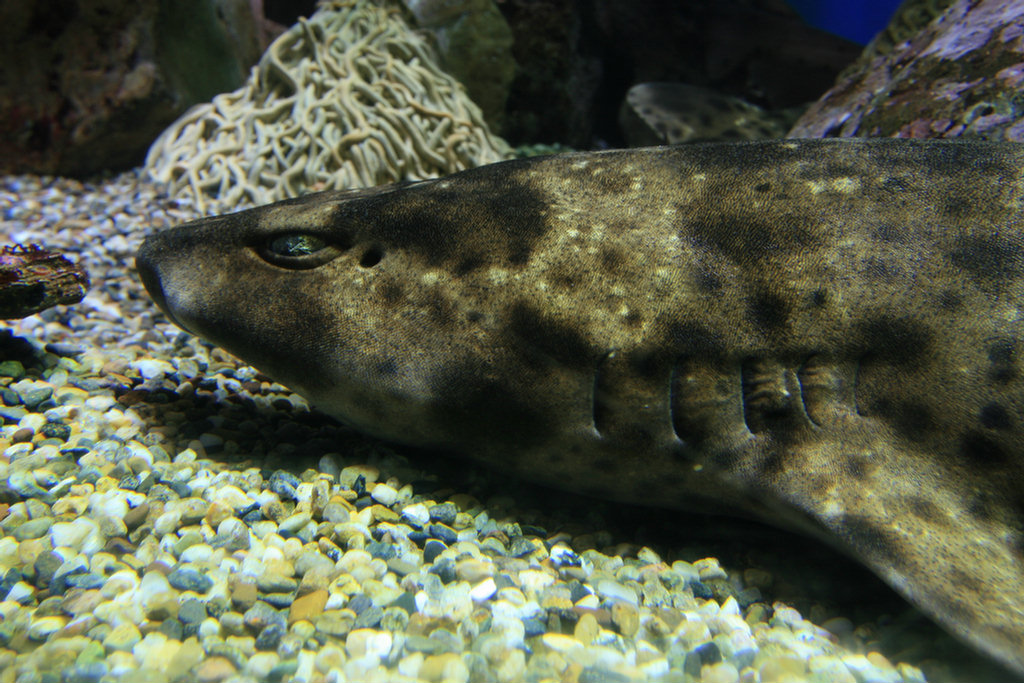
[785, 0, 906, 44]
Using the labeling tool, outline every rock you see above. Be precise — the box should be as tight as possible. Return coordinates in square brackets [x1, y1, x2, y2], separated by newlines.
[0, 0, 266, 176]
[167, 566, 214, 593]
[178, 598, 207, 624]
[244, 601, 286, 632]
[195, 655, 238, 682]
[28, 615, 67, 640]
[103, 622, 142, 651]
[346, 628, 393, 659]
[288, 589, 328, 624]
[406, 0, 515, 131]
[790, 0, 1024, 140]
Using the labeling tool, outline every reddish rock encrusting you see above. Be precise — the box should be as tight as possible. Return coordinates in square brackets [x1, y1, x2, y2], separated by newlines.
[0, 244, 89, 319]
[789, 0, 1024, 141]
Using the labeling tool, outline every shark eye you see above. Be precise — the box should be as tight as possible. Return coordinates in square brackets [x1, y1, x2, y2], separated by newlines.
[269, 234, 327, 257]
[260, 233, 342, 269]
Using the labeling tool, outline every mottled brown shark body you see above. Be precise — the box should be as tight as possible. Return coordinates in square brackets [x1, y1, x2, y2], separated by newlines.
[136, 139, 1024, 675]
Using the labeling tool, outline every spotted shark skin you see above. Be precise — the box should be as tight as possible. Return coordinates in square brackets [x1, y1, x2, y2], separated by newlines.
[136, 139, 1024, 675]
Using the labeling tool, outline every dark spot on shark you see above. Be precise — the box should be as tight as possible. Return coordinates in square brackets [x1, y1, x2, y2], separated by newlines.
[627, 351, 667, 379]
[839, 452, 873, 480]
[360, 168, 550, 268]
[429, 367, 554, 448]
[747, 289, 789, 332]
[950, 567, 986, 597]
[879, 176, 911, 193]
[839, 514, 907, 569]
[810, 289, 827, 307]
[908, 496, 946, 523]
[869, 398, 933, 442]
[757, 449, 786, 476]
[379, 281, 404, 305]
[600, 247, 623, 273]
[508, 243, 532, 266]
[980, 403, 1012, 430]
[968, 490, 999, 522]
[455, 255, 484, 275]
[987, 338, 1017, 384]
[684, 216, 818, 268]
[856, 316, 932, 366]
[591, 171, 636, 195]
[961, 430, 1010, 466]
[755, 183, 771, 192]
[942, 198, 973, 218]
[551, 272, 578, 289]
[466, 311, 484, 324]
[374, 359, 398, 376]
[937, 290, 962, 310]
[427, 294, 455, 326]
[871, 222, 905, 243]
[864, 257, 900, 280]
[695, 267, 722, 293]
[664, 320, 722, 356]
[950, 235, 1024, 290]
[509, 302, 594, 369]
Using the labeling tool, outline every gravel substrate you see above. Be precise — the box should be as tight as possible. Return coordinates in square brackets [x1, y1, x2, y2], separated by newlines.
[0, 171, 999, 683]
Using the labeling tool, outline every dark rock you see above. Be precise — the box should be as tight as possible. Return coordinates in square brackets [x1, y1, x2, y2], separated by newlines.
[695, 641, 721, 665]
[39, 421, 71, 441]
[0, 0, 267, 177]
[64, 572, 104, 590]
[167, 566, 213, 593]
[423, 539, 447, 564]
[346, 593, 372, 615]
[255, 622, 285, 650]
[428, 558, 457, 585]
[790, 0, 1024, 140]
[389, 591, 417, 615]
[158, 618, 184, 640]
[366, 541, 396, 561]
[268, 470, 300, 500]
[244, 600, 286, 632]
[178, 598, 207, 624]
[353, 605, 383, 629]
[427, 502, 458, 525]
[32, 552, 61, 589]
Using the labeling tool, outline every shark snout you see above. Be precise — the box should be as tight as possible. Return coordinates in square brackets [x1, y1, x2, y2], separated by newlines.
[135, 236, 183, 330]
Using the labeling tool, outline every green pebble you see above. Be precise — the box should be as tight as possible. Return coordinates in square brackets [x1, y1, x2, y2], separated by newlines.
[75, 639, 106, 666]
[0, 361, 24, 379]
[12, 518, 52, 541]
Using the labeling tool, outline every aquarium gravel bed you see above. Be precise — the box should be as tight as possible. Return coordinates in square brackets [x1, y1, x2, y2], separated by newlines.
[0, 172, 968, 683]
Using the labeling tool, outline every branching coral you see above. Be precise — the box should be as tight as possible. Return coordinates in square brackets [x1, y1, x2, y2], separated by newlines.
[145, 0, 512, 213]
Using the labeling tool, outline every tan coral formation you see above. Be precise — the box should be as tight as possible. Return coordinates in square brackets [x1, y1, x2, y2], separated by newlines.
[145, 0, 511, 213]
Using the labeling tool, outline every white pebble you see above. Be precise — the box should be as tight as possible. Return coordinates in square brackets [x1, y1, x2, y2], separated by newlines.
[131, 359, 176, 379]
[346, 629, 393, 659]
[469, 577, 497, 602]
[370, 483, 398, 506]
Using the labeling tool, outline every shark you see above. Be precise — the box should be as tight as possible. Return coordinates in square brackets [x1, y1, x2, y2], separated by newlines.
[136, 138, 1024, 676]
